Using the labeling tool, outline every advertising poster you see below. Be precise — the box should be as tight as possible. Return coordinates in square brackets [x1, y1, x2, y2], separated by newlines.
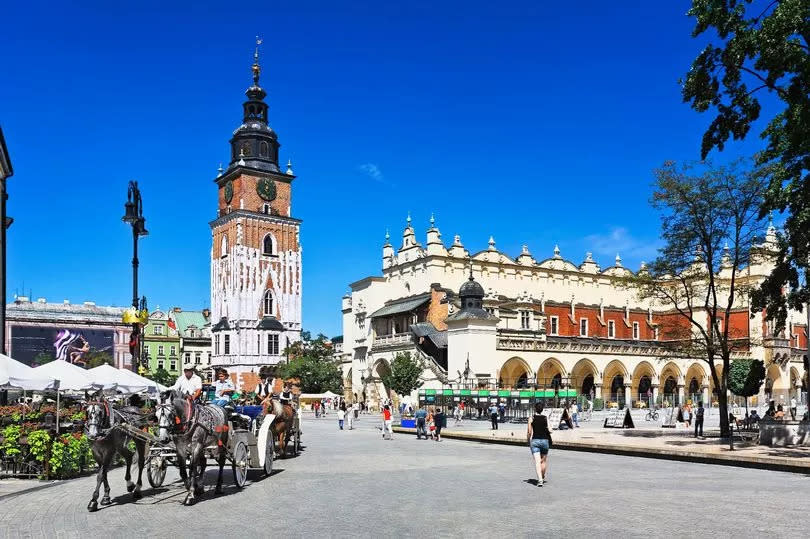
[10, 325, 114, 367]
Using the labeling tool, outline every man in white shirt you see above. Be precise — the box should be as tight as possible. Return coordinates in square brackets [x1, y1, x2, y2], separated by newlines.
[790, 396, 798, 420]
[171, 363, 202, 400]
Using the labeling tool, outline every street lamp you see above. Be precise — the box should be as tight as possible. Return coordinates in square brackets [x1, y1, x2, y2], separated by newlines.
[123, 181, 148, 371]
[0, 127, 13, 358]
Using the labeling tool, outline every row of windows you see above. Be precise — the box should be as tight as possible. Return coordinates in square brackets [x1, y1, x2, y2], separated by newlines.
[213, 333, 281, 355]
[220, 234, 278, 257]
[545, 316, 654, 340]
[153, 345, 177, 356]
[183, 351, 209, 365]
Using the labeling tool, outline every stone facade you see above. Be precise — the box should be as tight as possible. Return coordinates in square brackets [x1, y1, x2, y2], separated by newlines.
[143, 308, 181, 376]
[342, 216, 809, 410]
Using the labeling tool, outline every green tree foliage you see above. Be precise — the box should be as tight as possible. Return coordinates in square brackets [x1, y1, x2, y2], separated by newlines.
[32, 352, 55, 366]
[146, 367, 175, 388]
[682, 0, 810, 332]
[629, 160, 767, 436]
[380, 352, 424, 398]
[84, 351, 114, 369]
[278, 332, 342, 393]
[728, 359, 766, 398]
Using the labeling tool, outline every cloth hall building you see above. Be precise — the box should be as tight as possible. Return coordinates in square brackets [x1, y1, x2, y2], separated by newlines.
[339, 217, 808, 410]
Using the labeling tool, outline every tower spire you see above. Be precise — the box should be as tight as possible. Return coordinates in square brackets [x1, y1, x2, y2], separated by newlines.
[252, 36, 263, 86]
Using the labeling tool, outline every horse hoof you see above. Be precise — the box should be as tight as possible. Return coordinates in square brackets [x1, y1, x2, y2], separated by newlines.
[126, 483, 136, 493]
[133, 490, 143, 500]
[100, 497, 112, 506]
[184, 496, 196, 506]
[87, 501, 98, 512]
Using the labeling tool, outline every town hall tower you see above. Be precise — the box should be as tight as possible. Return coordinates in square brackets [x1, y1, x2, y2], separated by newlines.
[209, 40, 302, 387]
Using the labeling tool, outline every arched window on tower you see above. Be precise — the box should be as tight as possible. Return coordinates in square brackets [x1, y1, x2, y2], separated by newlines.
[221, 235, 228, 257]
[260, 141, 268, 157]
[263, 290, 273, 317]
[263, 234, 276, 256]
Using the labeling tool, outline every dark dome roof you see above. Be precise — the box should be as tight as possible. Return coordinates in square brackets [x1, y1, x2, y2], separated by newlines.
[459, 276, 484, 298]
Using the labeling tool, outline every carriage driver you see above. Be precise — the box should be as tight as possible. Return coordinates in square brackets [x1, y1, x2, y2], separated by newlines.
[171, 362, 202, 400]
[212, 369, 236, 407]
[279, 382, 294, 407]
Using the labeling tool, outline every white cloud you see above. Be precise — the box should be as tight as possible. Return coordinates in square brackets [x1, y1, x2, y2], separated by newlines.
[358, 163, 384, 182]
[583, 227, 660, 264]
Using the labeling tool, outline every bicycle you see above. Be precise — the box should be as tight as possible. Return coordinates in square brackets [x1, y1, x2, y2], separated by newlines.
[645, 408, 659, 421]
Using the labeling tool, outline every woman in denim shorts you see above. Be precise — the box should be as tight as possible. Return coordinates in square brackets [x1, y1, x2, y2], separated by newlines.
[526, 402, 551, 486]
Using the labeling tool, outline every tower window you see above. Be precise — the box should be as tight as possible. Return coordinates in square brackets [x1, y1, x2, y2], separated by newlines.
[260, 141, 268, 157]
[224, 334, 230, 355]
[268, 334, 279, 355]
[263, 204, 271, 215]
[264, 290, 273, 316]
[608, 320, 615, 339]
[221, 235, 228, 257]
[263, 234, 275, 255]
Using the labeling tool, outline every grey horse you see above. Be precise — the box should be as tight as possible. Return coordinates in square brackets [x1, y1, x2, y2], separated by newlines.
[167, 391, 230, 505]
[84, 396, 147, 512]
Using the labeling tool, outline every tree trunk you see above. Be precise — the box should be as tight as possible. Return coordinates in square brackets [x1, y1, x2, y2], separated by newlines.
[718, 386, 729, 437]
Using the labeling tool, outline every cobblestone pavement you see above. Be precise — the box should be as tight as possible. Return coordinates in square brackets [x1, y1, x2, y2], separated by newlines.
[1, 415, 807, 538]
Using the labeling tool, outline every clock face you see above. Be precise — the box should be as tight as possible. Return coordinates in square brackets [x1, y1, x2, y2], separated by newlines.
[257, 177, 276, 201]
[224, 181, 234, 203]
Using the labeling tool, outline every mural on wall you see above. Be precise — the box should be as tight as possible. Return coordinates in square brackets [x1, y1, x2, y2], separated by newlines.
[10, 325, 114, 367]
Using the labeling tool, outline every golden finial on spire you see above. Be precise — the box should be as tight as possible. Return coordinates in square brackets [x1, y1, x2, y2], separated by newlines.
[252, 35, 263, 86]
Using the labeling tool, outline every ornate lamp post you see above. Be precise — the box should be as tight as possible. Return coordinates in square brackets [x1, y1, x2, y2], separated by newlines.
[122, 181, 148, 371]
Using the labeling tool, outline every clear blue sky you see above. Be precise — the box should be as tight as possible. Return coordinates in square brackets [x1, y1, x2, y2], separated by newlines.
[0, 1, 773, 337]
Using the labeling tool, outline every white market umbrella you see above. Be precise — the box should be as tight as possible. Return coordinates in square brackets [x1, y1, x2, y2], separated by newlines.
[33, 360, 98, 391]
[0, 353, 60, 391]
[116, 367, 167, 394]
[88, 364, 148, 395]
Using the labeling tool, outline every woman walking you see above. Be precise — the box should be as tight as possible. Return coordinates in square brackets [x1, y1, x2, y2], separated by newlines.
[338, 402, 346, 430]
[527, 402, 552, 487]
[382, 404, 393, 440]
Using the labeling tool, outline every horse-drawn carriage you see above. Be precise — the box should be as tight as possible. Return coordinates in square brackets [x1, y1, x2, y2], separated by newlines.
[83, 390, 300, 510]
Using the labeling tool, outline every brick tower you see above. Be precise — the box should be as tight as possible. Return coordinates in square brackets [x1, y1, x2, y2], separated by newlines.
[209, 39, 302, 388]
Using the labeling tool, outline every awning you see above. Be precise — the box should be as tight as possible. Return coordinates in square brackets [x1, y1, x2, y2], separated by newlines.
[256, 316, 285, 331]
[369, 295, 430, 318]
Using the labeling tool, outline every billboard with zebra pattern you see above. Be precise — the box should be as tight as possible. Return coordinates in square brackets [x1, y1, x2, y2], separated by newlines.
[10, 325, 114, 367]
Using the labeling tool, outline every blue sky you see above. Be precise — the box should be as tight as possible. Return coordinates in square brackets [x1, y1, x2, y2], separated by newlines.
[0, 1, 776, 337]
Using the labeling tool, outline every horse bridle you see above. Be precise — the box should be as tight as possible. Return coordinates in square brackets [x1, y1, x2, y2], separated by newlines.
[84, 399, 112, 438]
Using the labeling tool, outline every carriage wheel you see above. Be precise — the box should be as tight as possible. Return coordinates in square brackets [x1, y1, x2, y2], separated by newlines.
[147, 456, 166, 488]
[232, 441, 248, 488]
[263, 435, 274, 476]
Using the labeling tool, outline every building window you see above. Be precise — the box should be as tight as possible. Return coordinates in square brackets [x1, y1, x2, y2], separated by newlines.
[214, 335, 219, 355]
[716, 319, 723, 336]
[263, 234, 275, 255]
[268, 334, 279, 355]
[632, 322, 640, 340]
[608, 320, 615, 339]
[157, 359, 164, 370]
[549, 316, 558, 336]
[195, 352, 202, 364]
[264, 290, 273, 316]
[579, 318, 588, 337]
[224, 334, 230, 355]
[260, 141, 268, 157]
[170, 345, 176, 356]
[221, 235, 228, 257]
[520, 310, 530, 330]
[153, 325, 163, 335]
[185, 352, 191, 363]
[356, 314, 365, 331]
[263, 204, 271, 214]
[158, 345, 165, 356]
[170, 359, 177, 371]
[188, 329, 196, 338]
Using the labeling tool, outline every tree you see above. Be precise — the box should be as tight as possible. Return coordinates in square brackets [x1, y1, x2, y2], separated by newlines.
[145, 367, 175, 388]
[278, 331, 342, 393]
[380, 352, 424, 398]
[84, 351, 113, 369]
[728, 359, 766, 415]
[32, 352, 55, 366]
[630, 160, 767, 436]
[682, 0, 810, 334]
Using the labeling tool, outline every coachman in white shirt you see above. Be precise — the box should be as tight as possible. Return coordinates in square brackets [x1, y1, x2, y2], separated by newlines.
[171, 362, 202, 400]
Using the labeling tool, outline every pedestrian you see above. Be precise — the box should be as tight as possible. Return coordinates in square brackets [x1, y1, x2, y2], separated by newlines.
[338, 402, 346, 430]
[790, 396, 797, 421]
[382, 404, 393, 440]
[489, 402, 499, 430]
[353, 401, 359, 420]
[314, 401, 320, 418]
[347, 402, 355, 430]
[527, 402, 552, 487]
[694, 401, 705, 437]
[434, 407, 446, 442]
[415, 406, 428, 439]
[570, 400, 579, 428]
[682, 403, 692, 428]
[428, 408, 436, 440]
[765, 400, 776, 417]
[454, 404, 463, 426]
[499, 402, 506, 422]
[774, 404, 785, 420]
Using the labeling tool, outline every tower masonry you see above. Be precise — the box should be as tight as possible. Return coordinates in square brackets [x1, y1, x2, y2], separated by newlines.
[209, 40, 302, 388]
